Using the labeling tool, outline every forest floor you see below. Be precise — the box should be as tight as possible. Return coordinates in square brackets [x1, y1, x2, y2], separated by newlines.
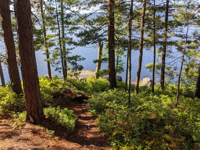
[0, 91, 113, 150]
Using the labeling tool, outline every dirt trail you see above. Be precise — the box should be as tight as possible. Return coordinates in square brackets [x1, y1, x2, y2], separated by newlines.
[0, 95, 112, 150]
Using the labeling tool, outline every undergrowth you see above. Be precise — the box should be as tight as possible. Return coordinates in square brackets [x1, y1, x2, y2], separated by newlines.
[88, 84, 200, 149]
[12, 106, 77, 133]
[1, 76, 200, 149]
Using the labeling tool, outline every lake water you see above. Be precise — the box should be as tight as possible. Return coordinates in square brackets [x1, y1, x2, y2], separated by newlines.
[0, 40, 161, 84]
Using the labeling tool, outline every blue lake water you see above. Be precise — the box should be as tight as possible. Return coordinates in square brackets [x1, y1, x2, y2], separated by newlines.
[0, 40, 161, 84]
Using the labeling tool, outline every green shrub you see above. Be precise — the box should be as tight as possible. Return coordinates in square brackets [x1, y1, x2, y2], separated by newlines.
[0, 86, 25, 115]
[44, 106, 77, 133]
[88, 85, 200, 149]
[66, 76, 110, 94]
[12, 106, 77, 133]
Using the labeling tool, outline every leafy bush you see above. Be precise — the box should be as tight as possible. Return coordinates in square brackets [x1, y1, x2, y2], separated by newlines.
[88, 85, 200, 149]
[66, 76, 109, 94]
[0, 86, 25, 115]
[12, 106, 77, 133]
[44, 106, 77, 133]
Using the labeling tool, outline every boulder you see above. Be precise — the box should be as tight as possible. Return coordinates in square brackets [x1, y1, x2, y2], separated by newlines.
[42, 74, 57, 79]
[101, 74, 122, 81]
[69, 70, 122, 82]
[131, 77, 153, 87]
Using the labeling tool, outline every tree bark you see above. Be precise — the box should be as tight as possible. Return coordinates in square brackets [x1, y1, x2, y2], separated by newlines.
[95, 41, 103, 78]
[176, 20, 189, 106]
[0, 0, 22, 94]
[135, 0, 146, 94]
[108, 0, 116, 89]
[125, 54, 128, 91]
[161, 0, 169, 90]
[0, 60, 5, 87]
[61, 0, 67, 80]
[128, 0, 133, 106]
[194, 65, 200, 99]
[40, 0, 51, 81]
[15, 0, 44, 124]
[56, 2, 64, 75]
[152, 0, 156, 93]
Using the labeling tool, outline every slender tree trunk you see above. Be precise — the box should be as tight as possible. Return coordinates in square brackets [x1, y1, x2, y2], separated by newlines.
[0, 60, 5, 87]
[55, 3, 64, 75]
[194, 64, 200, 99]
[40, 0, 51, 80]
[0, 0, 22, 94]
[116, 55, 119, 73]
[15, 0, 44, 124]
[108, 0, 116, 89]
[152, 0, 156, 93]
[128, 0, 133, 106]
[125, 55, 128, 91]
[135, 0, 146, 94]
[161, 0, 169, 90]
[61, 0, 67, 80]
[176, 20, 189, 106]
[95, 41, 103, 78]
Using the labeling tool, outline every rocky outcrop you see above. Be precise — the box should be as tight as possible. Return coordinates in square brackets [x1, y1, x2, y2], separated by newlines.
[69, 70, 122, 82]
[41, 74, 58, 79]
[131, 77, 153, 87]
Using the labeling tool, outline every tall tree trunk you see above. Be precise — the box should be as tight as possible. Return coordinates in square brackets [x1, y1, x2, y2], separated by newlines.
[40, 0, 51, 81]
[55, 2, 64, 75]
[95, 41, 103, 78]
[135, 0, 146, 94]
[176, 20, 189, 106]
[152, 0, 156, 93]
[194, 64, 200, 99]
[125, 53, 128, 91]
[128, 0, 133, 106]
[0, 0, 22, 94]
[108, 0, 116, 89]
[15, 0, 44, 124]
[161, 0, 169, 90]
[61, 0, 67, 80]
[0, 60, 5, 87]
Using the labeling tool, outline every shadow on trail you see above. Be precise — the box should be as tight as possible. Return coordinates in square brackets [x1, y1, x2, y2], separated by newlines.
[39, 91, 110, 148]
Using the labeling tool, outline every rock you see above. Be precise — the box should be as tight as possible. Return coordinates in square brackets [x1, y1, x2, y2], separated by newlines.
[131, 77, 153, 87]
[69, 70, 122, 82]
[42, 74, 57, 79]
[101, 74, 122, 81]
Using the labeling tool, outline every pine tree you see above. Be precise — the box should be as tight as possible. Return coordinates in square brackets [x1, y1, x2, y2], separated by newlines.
[108, 0, 116, 89]
[152, 0, 156, 93]
[128, 0, 133, 105]
[40, 0, 52, 80]
[135, 0, 146, 94]
[15, 0, 44, 124]
[176, 20, 189, 106]
[0, 58, 5, 87]
[0, 0, 22, 94]
[95, 40, 103, 78]
[161, 0, 169, 90]
[61, 0, 67, 80]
